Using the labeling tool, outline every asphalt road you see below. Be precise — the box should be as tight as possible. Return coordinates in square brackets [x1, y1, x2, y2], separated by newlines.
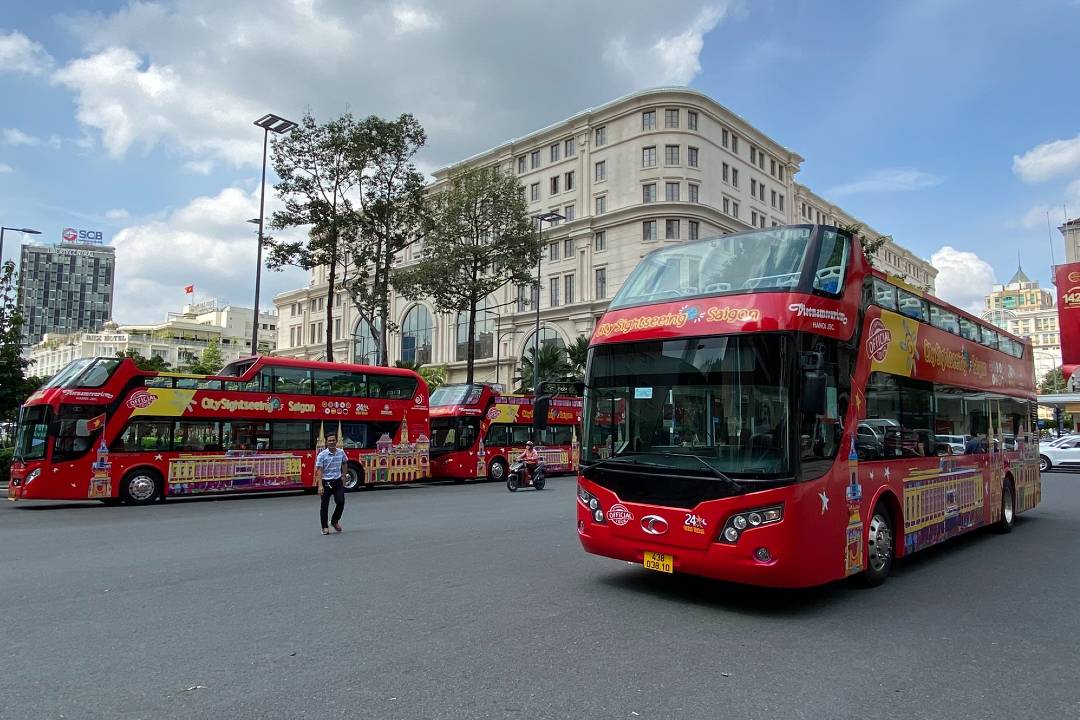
[2, 472, 1078, 720]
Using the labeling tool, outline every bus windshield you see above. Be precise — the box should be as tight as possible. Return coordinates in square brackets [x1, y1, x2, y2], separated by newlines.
[583, 334, 793, 479]
[609, 226, 814, 309]
[14, 405, 50, 461]
[430, 384, 483, 407]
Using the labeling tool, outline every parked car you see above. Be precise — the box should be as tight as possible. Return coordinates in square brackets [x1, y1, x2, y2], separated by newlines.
[935, 434, 970, 455]
[1039, 435, 1080, 472]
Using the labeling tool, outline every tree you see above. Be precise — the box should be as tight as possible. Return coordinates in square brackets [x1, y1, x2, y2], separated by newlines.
[1040, 366, 1067, 394]
[116, 350, 171, 372]
[394, 165, 536, 383]
[566, 335, 590, 379]
[516, 344, 571, 394]
[185, 339, 226, 375]
[348, 114, 429, 367]
[0, 260, 32, 424]
[394, 360, 448, 393]
[840, 223, 889, 269]
[267, 111, 367, 362]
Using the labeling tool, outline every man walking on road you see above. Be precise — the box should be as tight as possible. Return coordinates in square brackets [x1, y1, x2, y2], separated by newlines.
[316, 433, 348, 535]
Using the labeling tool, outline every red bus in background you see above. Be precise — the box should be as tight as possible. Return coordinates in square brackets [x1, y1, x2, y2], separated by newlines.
[428, 383, 582, 483]
[576, 225, 1039, 588]
[8, 356, 430, 504]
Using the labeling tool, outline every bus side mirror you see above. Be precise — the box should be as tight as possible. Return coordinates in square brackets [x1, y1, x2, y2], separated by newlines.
[534, 395, 551, 431]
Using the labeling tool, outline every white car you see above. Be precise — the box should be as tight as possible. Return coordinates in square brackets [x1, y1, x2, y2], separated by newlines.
[1039, 435, 1080, 472]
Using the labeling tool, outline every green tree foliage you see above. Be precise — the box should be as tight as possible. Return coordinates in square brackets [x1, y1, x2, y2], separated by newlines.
[0, 260, 32, 424]
[393, 360, 448, 393]
[394, 165, 536, 383]
[267, 112, 366, 363]
[840, 222, 889, 270]
[516, 344, 571, 394]
[1040, 366, 1067, 394]
[116, 350, 171, 372]
[567, 335, 590, 379]
[185, 339, 226, 375]
[348, 114, 429, 367]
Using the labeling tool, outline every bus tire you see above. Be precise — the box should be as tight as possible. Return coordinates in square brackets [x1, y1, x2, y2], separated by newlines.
[488, 458, 508, 483]
[1039, 455, 1051, 472]
[994, 476, 1015, 534]
[120, 468, 162, 506]
[861, 503, 894, 587]
[343, 462, 364, 492]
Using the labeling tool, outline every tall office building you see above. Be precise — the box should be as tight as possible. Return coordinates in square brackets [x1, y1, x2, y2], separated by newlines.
[1061, 217, 1080, 263]
[982, 265, 1060, 382]
[18, 241, 115, 346]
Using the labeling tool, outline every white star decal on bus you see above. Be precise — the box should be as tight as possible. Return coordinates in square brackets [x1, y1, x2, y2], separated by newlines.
[869, 471, 875, 481]
[154, 454, 163, 461]
[883, 467, 891, 480]
[818, 491, 829, 514]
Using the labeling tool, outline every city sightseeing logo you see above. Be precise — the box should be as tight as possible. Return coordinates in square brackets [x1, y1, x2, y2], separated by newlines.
[594, 305, 760, 338]
[126, 389, 155, 409]
[866, 318, 892, 362]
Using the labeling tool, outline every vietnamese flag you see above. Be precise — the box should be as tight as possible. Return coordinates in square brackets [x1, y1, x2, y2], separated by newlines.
[184, 284, 194, 294]
[86, 414, 106, 432]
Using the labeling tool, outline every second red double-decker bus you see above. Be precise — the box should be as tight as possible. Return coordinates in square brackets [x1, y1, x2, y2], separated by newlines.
[428, 383, 582, 482]
[576, 225, 1039, 588]
[8, 356, 430, 504]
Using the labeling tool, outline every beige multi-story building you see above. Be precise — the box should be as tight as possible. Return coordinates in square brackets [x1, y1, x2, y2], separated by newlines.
[982, 266, 1060, 382]
[27, 300, 278, 378]
[1061, 217, 1080, 263]
[273, 87, 937, 385]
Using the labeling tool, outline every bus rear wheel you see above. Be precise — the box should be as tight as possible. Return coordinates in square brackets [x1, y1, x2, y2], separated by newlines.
[488, 458, 507, 483]
[861, 504, 894, 587]
[343, 463, 363, 492]
[994, 477, 1015, 534]
[121, 469, 162, 506]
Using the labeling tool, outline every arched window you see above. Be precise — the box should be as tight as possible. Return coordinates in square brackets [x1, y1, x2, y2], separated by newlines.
[520, 327, 566, 360]
[456, 300, 495, 361]
[352, 318, 381, 365]
[401, 305, 433, 365]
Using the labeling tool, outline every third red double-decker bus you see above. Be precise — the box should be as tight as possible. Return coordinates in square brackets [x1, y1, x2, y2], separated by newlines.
[576, 225, 1039, 588]
[8, 356, 430, 504]
[428, 383, 582, 483]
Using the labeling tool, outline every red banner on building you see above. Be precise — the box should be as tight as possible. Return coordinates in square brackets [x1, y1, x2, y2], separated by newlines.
[1055, 262, 1080, 381]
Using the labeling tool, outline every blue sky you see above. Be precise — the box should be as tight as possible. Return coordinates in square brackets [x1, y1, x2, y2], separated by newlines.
[2, 0, 1079, 322]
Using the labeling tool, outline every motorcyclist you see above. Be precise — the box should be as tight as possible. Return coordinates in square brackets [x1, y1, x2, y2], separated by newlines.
[519, 441, 541, 480]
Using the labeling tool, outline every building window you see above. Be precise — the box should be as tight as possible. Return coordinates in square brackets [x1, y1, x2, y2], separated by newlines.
[455, 302, 494, 361]
[595, 195, 606, 215]
[722, 162, 729, 183]
[770, 158, 776, 176]
[664, 108, 679, 128]
[665, 219, 680, 240]
[564, 274, 575, 305]
[564, 170, 574, 191]
[564, 205, 575, 222]
[642, 110, 656, 131]
[722, 128, 729, 148]
[723, 198, 730, 214]
[751, 178, 757, 197]
[516, 284, 533, 312]
[731, 134, 739, 153]
[550, 176, 560, 195]
[595, 267, 607, 299]
[594, 230, 606, 252]
[335, 318, 342, 340]
[778, 166, 784, 181]
[401, 305, 433, 365]
[531, 150, 540, 169]
[642, 146, 657, 168]
[550, 143, 560, 163]
[595, 160, 606, 181]
[751, 210, 759, 227]
[665, 182, 680, 202]
[687, 110, 698, 130]
[549, 242, 559, 261]
[643, 220, 657, 242]
[529, 182, 540, 202]
[595, 126, 606, 146]
[688, 146, 699, 168]
[664, 144, 680, 166]
[643, 183, 657, 203]
[689, 220, 700, 240]
[688, 183, 699, 203]
[564, 237, 573, 257]
[565, 137, 576, 157]
[549, 277, 560, 307]
[750, 146, 757, 165]
[759, 183, 766, 202]
[770, 190, 777, 208]
[778, 194, 784, 212]
[731, 168, 739, 188]
[517, 156, 526, 174]
[758, 152, 765, 170]
[731, 202, 739, 219]
[309, 323, 317, 344]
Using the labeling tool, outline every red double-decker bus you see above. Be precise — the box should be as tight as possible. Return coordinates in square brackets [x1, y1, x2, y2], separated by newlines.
[8, 356, 430, 505]
[576, 225, 1039, 587]
[428, 383, 582, 483]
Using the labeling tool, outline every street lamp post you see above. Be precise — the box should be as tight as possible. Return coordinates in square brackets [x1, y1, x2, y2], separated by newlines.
[0, 226, 42, 266]
[532, 212, 565, 397]
[250, 113, 297, 356]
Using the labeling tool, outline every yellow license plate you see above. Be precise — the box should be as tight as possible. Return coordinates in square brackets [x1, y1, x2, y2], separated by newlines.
[643, 551, 673, 574]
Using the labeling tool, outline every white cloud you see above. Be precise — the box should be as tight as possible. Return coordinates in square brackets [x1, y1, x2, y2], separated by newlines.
[1013, 133, 1080, 183]
[1017, 180, 1080, 229]
[50, 1, 733, 169]
[0, 163, 13, 174]
[184, 159, 214, 175]
[1019, 204, 1054, 230]
[827, 168, 943, 196]
[104, 208, 130, 220]
[2, 128, 41, 146]
[930, 246, 997, 315]
[109, 186, 307, 323]
[0, 30, 53, 75]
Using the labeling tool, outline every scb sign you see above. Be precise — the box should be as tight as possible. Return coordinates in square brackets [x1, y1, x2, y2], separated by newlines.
[61, 227, 104, 244]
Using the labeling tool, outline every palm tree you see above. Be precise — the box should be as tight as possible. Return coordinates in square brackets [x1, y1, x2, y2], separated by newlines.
[394, 360, 448, 392]
[566, 335, 590, 378]
[515, 344, 571, 394]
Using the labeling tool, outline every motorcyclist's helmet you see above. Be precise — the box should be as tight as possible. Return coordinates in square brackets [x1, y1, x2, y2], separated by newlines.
[526, 441, 534, 447]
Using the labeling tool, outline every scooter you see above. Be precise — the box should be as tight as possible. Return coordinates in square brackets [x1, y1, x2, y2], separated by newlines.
[507, 458, 546, 492]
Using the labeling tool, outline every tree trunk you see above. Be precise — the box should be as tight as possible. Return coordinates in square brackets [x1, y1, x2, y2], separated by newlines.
[465, 301, 477, 385]
[325, 232, 337, 362]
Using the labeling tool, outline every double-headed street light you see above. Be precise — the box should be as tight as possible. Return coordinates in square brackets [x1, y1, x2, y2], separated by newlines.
[1, 226, 41, 266]
[532, 211, 566, 398]
[250, 113, 297, 356]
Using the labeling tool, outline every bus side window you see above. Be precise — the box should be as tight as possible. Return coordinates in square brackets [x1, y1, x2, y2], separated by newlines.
[485, 424, 509, 447]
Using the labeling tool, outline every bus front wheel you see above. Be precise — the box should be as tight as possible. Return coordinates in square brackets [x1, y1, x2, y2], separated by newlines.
[343, 463, 364, 492]
[488, 458, 507, 483]
[861, 504, 894, 587]
[121, 469, 162, 506]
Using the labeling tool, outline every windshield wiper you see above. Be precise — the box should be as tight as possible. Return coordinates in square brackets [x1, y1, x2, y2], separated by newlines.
[638, 451, 743, 488]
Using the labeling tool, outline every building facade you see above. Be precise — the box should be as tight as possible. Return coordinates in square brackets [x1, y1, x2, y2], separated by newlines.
[1062, 217, 1080, 263]
[27, 300, 278, 378]
[17, 241, 115, 346]
[982, 266, 1060, 383]
[273, 87, 937, 385]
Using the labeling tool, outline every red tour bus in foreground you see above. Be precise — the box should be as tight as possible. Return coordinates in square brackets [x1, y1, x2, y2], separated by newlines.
[8, 356, 430, 504]
[428, 383, 583, 482]
[576, 224, 1039, 588]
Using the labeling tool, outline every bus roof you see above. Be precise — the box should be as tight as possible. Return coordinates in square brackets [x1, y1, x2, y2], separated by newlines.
[221, 355, 423, 379]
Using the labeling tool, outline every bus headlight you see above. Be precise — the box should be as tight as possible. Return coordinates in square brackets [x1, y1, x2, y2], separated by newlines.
[578, 486, 605, 524]
[717, 505, 783, 544]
